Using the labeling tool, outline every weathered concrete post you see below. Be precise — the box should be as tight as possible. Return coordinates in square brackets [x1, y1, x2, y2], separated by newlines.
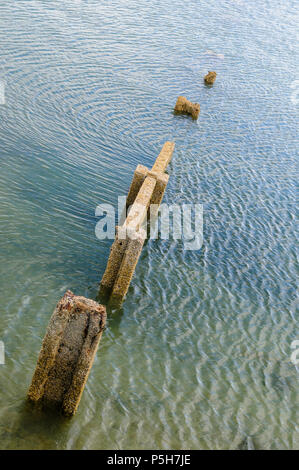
[28, 142, 175, 415]
[126, 164, 149, 208]
[124, 175, 157, 232]
[99, 176, 157, 304]
[28, 290, 106, 416]
[125, 142, 175, 207]
[110, 228, 146, 305]
[99, 142, 175, 306]
[151, 141, 175, 174]
[99, 227, 129, 299]
[174, 96, 200, 119]
[204, 71, 217, 85]
[149, 171, 169, 207]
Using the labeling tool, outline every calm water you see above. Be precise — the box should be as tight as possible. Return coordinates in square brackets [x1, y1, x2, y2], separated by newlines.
[0, 0, 298, 450]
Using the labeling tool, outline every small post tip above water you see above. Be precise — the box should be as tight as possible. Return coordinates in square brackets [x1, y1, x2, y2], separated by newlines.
[204, 71, 217, 85]
[27, 290, 106, 416]
[174, 96, 200, 120]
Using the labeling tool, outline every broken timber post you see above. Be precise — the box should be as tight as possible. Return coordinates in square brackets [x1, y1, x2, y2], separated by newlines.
[28, 290, 106, 416]
[99, 142, 175, 305]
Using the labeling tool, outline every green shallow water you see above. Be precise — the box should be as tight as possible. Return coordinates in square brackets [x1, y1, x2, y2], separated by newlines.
[0, 0, 298, 449]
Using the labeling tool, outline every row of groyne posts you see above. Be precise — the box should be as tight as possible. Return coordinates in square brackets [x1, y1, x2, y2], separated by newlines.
[28, 142, 175, 416]
[28, 73, 217, 416]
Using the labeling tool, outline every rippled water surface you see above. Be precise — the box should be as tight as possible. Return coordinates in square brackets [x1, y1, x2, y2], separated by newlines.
[0, 0, 298, 450]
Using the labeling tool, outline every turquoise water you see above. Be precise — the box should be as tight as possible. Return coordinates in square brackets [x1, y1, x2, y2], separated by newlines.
[0, 0, 298, 449]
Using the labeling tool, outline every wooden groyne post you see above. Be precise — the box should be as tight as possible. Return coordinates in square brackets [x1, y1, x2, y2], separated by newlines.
[99, 142, 175, 305]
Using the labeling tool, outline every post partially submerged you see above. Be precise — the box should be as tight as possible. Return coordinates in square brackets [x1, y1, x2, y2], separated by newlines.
[28, 290, 106, 416]
[174, 96, 200, 119]
[28, 142, 175, 415]
[99, 142, 175, 305]
[204, 71, 217, 85]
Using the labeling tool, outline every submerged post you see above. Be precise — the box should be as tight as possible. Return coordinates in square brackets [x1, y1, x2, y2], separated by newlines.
[99, 142, 175, 306]
[174, 96, 200, 119]
[28, 290, 106, 416]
